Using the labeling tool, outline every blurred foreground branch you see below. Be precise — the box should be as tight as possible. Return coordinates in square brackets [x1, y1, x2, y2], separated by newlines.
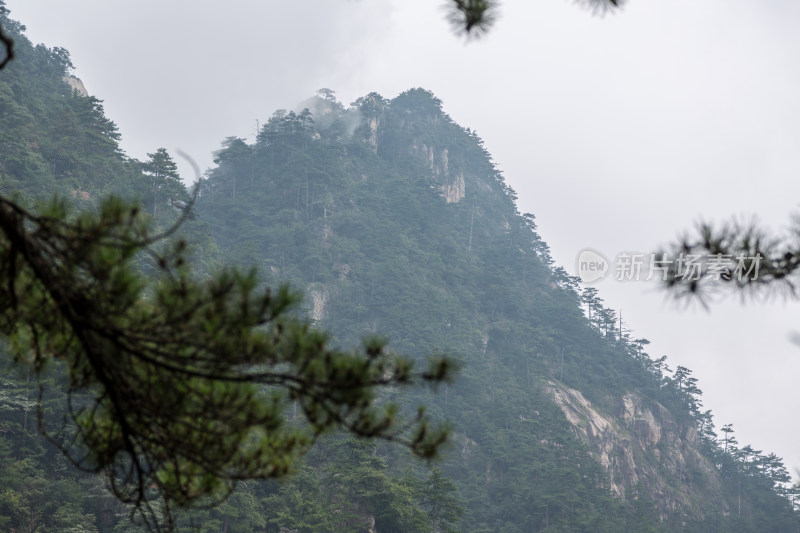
[658, 217, 800, 305]
[0, 191, 454, 531]
[445, 0, 626, 37]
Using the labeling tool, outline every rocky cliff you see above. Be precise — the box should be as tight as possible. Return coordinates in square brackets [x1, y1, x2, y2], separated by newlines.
[547, 381, 728, 520]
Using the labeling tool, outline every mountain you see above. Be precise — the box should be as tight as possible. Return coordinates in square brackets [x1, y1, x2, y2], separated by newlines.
[0, 5, 798, 532]
[196, 89, 799, 532]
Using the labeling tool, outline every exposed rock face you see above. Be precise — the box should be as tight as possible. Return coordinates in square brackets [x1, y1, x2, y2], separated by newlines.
[62, 76, 88, 97]
[437, 148, 449, 177]
[546, 381, 726, 520]
[341, 512, 376, 533]
[70, 189, 91, 201]
[367, 116, 380, 151]
[358, 93, 385, 152]
[441, 172, 465, 203]
[332, 262, 350, 281]
[308, 285, 329, 321]
[414, 144, 465, 203]
[457, 434, 480, 460]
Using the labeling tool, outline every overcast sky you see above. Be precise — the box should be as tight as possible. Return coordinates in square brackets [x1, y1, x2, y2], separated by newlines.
[7, 0, 800, 477]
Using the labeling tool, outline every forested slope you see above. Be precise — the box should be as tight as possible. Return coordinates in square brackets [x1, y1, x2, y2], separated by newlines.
[197, 88, 800, 532]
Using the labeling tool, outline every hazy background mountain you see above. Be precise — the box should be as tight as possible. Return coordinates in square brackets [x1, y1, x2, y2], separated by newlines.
[191, 84, 800, 531]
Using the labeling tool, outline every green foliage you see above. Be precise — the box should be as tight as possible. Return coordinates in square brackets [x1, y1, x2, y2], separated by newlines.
[421, 468, 463, 533]
[140, 148, 185, 218]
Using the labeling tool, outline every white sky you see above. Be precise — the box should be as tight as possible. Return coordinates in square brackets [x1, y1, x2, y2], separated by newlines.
[7, 0, 800, 477]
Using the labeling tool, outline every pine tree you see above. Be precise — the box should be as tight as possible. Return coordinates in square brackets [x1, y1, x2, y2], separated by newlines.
[423, 468, 464, 533]
[142, 147, 183, 218]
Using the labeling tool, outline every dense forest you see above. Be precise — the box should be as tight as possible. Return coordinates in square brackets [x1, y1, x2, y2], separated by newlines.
[1, 5, 799, 532]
